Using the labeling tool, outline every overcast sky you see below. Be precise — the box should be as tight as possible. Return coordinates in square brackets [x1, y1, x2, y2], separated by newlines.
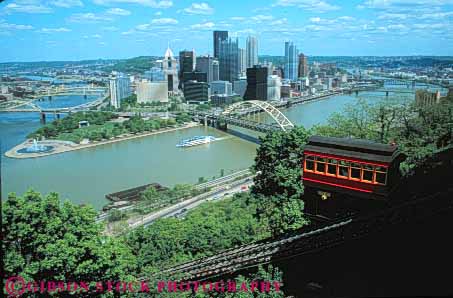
[1, 0, 452, 62]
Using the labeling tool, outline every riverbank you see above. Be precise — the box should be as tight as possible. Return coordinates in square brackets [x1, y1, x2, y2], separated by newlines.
[5, 121, 200, 159]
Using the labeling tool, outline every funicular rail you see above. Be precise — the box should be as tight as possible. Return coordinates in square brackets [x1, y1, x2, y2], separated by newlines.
[158, 186, 453, 281]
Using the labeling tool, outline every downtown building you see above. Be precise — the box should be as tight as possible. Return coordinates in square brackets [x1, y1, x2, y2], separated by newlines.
[210, 80, 233, 96]
[109, 72, 131, 109]
[284, 41, 298, 81]
[244, 65, 268, 101]
[179, 50, 196, 89]
[213, 30, 228, 59]
[218, 37, 240, 83]
[196, 55, 219, 83]
[298, 53, 308, 78]
[246, 36, 258, 69]
[239, 48, 247, 77]
[184, 80, 209, 103]
[136, 80, 168, 104]
[144, 67, 165, 81]
[267, 75, 282, 101]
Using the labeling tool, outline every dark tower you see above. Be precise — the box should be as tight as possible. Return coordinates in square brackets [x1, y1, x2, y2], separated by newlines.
[244, 65, 268, 101]
[213, 30, 228, 59]
[179, 50, 195, 89]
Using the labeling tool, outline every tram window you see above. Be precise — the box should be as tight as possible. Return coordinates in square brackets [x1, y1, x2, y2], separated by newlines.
[305, 159, 314, 171]
[315, 159, 326, 173]
[338, 160, 349, 178]
[375, 171, 387, 185]
[363, 166, 374, 182]
[326, 159, 337, 175]
[350, 163, 361, 179]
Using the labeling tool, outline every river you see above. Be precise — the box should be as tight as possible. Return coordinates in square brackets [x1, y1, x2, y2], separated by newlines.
[0, 83, 446, 209]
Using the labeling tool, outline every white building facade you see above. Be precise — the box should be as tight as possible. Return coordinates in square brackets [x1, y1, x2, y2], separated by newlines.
[136, 80, 168, 103]
[109, 72, 131, 109]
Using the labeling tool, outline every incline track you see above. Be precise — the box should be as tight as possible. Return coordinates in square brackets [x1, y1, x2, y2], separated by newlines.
[157, 186, 453, 281]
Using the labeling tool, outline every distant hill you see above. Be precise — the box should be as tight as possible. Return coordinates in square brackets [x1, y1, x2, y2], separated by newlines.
[102, 56, 161, 74]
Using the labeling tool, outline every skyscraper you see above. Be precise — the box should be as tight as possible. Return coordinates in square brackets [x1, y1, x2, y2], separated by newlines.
[212, 60, 219, 81]
[267, 75, 282, 101]
[213, 30, 228, 58]
[246, 36, 258, 69]
[179, 50, 196, 88]
[284, 41, 298, 81]
[239, 48, 247, 77]
[196, 55, 219, 83]
[109, 72, 131, 109]
[219, 37, 240, 83]
[298, 53, 308, 78]
[244, 65, 268, 101]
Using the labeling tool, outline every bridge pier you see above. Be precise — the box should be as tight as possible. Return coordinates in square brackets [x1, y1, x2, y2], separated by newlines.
[355, 90, 359, 96]
[386, 91, 389, 97]
[40, 112, 46, 124]
[203, 115, 208, 126]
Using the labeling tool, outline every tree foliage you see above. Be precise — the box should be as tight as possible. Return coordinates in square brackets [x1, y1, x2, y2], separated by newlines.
[252, 127, 311, 235]
[2, 190, 137, 297]
[126, 193, 269, 274]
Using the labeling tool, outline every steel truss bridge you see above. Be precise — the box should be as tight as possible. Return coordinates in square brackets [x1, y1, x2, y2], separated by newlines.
[0, 95, 106, 114]
[31, 86, 107, 99]
[195, 100, 295, 133]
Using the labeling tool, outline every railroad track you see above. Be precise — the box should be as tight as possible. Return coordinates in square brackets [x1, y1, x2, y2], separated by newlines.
[155, 186, 453, 281]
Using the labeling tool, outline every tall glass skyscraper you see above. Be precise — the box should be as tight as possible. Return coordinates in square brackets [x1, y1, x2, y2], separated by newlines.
[213, 30, 228, 59]
[284, 41, 298, 81]
[246, 36, 258, 69]
[219, 37, 240, 83]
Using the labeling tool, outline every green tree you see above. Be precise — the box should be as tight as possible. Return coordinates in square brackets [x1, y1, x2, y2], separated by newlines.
[252, 127, 311, 235]
[2, 190, 137, 297]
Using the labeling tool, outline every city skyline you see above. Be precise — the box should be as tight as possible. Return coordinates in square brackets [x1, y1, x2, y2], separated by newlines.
[1, 0, 453, 62]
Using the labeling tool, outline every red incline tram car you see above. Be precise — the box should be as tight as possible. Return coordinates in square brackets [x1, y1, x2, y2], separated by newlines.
[302, 136, 406, 220]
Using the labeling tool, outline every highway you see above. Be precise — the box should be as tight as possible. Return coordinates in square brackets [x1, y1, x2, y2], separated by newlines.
[127, 177, 254, 229]
[96, 169, 254, 223]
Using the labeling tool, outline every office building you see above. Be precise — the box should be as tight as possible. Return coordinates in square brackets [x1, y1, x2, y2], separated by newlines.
[233, 79, 247, 98]
[239, 48, 247, 77]
[179, 50, 196, 88]
[196, 55, 219, 83]
[244, 65, 268, 101]
[213, 30, 228, 59]
[326, 77, 333, 90]
[211, 94, 234, 106]
[182, 71, 208, 86]
[136, 80, 168, 103]
[109, 72, 131, 109]
[267, 75, 282, 101]
[144, 67, 165, 81]
[246, 36, 258, 69]
[219, 37, 240, 83]
[184, 80, 209, 103]
[210, 80, 233, 96]
[284, 41, 298, 81]
[212, 60, 220, 81]
[161, 46, 179, 92]
[298, 53, 308, 78]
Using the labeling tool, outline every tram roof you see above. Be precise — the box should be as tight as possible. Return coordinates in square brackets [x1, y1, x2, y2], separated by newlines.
[305, 136, 401, 164]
